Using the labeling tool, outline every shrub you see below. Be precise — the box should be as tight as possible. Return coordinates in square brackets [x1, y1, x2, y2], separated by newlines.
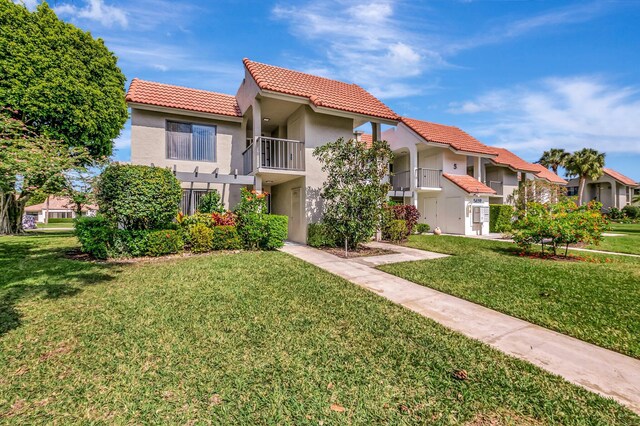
[415, 223, 430, 234]
[48, 218, 74, 223]
[188, 223, 213, 253]
[262, 215, 288, 250]
[387, 204, 420, 234]
[211, 212, 236, 227]
[111, 229, 151, 257]
[234, 188, 269, 249]
[307, 222, 338, 247]
[512, 200, 608, 256]
[607, 207, 624, 220]
[384, 219, 408, 242]
[180, 212, 213, 228]
[96, 164, 182, 230]
[622, 205, 640, 219]
[75, 215, 112, 259]
[146, 230, 183, 256]
[198, 190, 225, 214]
[490, 204, 514, 233]
[211, 226, 242, 250]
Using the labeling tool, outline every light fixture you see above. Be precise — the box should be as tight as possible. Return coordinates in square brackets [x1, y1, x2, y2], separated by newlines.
[263, 117, 270, 122]
[265, 180, 274, 184]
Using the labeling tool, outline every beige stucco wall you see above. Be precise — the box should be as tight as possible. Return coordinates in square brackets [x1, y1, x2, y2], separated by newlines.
[130, 107, 245, 209]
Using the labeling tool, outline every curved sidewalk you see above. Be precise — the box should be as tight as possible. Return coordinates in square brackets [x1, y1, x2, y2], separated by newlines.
[280, 242, 640, 414]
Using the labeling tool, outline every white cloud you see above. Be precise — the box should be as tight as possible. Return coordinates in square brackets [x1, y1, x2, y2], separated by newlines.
[55, 0, 128, 28]
[449, 76, 640, 154]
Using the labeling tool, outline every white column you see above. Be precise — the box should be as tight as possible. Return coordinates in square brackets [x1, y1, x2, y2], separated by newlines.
[475, 157, 482, 182]
[613, 181, 618, 208]
[371, 122, 381, 142]
[252, 99, 262, 172]
[409, 144, 418, 208]
[254, 175, 263, 193]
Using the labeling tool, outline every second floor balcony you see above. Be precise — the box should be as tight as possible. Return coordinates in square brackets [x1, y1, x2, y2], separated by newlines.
[487, 180, 504, 195]
[243, 136, 305, 175]
[390, 168, 443, 192]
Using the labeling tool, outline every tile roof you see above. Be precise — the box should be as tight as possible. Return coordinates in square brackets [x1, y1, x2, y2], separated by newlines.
[243, 59, 398, 121]
[529, 163, 568, 185]
[488, 147, 539, 173]
[401, 117, 496, 156]
[126, 79, 241, 117]
[603, 168, 638, 187]
[360, 133, 373, 148]
[24, 196, 98, 212]
[443, 173, 496, 194]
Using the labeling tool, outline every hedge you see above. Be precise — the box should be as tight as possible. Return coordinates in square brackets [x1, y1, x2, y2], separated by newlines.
[489, 204, 514, 233]
[307, 222, 338, 248]
[211, 226, 242, 250]
[146, 230, 183, 256]
[262, 214, 288, 250]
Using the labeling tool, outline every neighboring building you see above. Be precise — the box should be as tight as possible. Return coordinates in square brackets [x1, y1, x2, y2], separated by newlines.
[483, 147, 541, 205]
[528, 163, 568, 186]
[24, 196, 98, 223]
[383, 118, 497, 235]
[566, 168, 639, 209]
[126, 58, 398, 243]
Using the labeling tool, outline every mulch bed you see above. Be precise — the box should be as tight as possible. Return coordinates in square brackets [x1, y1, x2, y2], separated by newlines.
[320, 245, 397, 259]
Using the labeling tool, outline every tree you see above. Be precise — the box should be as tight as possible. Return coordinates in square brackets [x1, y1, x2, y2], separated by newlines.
[313, 137, 392, 253]
[537, 148, 570, 175]
[0, 1, 128, 159]
[565, 148, 606, 205]
[61, 169, 96, 217]
[0, 114, 88, 234]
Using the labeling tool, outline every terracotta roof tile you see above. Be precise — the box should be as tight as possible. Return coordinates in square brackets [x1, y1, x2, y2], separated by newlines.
[529, 163, 568, 185]
[126, 79, 241, 117]
[360, 133, 373, 148]
[489, 147, 539, 173]
[243, 59, 398, 121]
[401, 117, 496, 155]
[443, 173, 496, 194]
[603, 168, 638, 187]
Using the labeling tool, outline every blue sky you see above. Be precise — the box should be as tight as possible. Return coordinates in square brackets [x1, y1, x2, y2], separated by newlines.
[22, 0, 640, 180]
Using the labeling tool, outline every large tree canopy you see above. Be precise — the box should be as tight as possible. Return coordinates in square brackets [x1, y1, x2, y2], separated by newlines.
[0, 0, 128, 159]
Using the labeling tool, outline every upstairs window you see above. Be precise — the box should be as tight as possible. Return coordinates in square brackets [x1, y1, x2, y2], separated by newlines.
[166, 121, 216, 162]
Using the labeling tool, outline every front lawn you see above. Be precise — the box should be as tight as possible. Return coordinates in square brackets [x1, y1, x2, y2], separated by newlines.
[380, 235, 640, 359]
[585, 222, 640, 255]
[35, 222, 74, 229]
[0, 233, 637, 423]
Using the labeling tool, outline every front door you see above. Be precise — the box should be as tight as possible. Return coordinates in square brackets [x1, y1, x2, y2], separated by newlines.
[424, 198, 438, 229]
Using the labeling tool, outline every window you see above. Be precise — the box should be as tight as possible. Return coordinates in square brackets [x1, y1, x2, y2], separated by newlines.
[166, 121, 216, 162]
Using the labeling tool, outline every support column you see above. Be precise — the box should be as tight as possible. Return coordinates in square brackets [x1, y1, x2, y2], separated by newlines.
[612, 181, 618, 209]
[371, 122, 381, 142]
[254, 175, 263, 193]
[409, 144, 418, 208]
[252, 99, 262, 172]
[475, 156, 482, 182]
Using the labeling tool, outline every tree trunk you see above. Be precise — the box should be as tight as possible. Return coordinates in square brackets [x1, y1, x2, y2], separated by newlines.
[577, 177, 586, 206]
[0, 193, 27, 235]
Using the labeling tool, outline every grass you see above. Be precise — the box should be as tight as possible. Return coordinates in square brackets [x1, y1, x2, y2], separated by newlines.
[35, 222, 74, 229]
[585, 222, 640, 255]
[379, 235, 640, 360]
[0, 233, 638, 424]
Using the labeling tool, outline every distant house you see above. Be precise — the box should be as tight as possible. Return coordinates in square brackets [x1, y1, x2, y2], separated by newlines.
[24, 196, 98, 223]
[566, 168, 639, 209]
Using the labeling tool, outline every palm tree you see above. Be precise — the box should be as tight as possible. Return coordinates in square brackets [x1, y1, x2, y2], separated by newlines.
[564, 148, 606, 205]
[537, 148, 569, 175]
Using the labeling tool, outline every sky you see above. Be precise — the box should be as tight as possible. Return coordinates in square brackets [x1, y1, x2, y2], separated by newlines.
[18, 0, 640, 181]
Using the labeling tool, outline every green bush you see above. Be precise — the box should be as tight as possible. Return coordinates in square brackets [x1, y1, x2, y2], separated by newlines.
[48, 218, 74, 223]
[622, 205, 640, 219]
[197, 190, 225, 214]
[262, 215, 288, 250]
[607, 207, 624, 220]
[384, 219, 408, 242]
[307, 222, 338, 248]
[188, 223, 213, 253]
[96, 164, 182, 230]
[75, 215, 112, 259]
[110, 230, 153, 257]
[146, 230, 183, 256]
[490, 204, 514, 233]
[415, 223, 430, 234]
[211, 226, 242, 250]
[179, 212, 213, 228]
[234, 188, 268, 249]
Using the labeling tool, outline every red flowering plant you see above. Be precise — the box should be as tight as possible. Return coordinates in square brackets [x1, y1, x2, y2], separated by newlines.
[211, 211, 237, 227]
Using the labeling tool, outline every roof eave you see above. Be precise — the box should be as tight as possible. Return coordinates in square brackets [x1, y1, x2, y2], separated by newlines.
[127, 102, 243, 123]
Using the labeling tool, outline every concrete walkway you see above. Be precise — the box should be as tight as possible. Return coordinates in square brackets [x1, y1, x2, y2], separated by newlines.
[280, 242, 640, 414]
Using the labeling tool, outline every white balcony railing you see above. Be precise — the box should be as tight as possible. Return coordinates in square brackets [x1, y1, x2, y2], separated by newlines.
[488, 181, 503, 195]
[416, 168, 442, 188]
[391, 170, 411, 191]
[242, 137, 305, 174]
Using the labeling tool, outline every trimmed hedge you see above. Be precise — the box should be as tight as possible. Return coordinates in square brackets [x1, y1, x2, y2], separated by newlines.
[384, 219, 408, 242]
[489, 204, 514, 233]
[146, 230, 183, 256]
[48, 218, 74, 223]
[75, 216, 112, 259]
[211, 226, 242, 250]
[415, 223, 430, 234]
[188, 223, 214, 253]
[262, 215, 288, 250]
[96, 164, 182, 230]
[622, 205, 640, 219]
[307, 222, 338, 248]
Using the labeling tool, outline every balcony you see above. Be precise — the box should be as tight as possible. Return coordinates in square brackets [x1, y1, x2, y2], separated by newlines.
[391, 170, 411, 191]
[487, 181, 504, 195]
[243, 137, 305, 174]
[416, 168, 442, 189]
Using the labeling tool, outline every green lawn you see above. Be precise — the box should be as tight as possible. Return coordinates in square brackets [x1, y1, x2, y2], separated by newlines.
[35, 222, 74, 229]
[380, 235, 640, 360]
[586, 222, 640, 255]
[0, 233, 637, 423]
